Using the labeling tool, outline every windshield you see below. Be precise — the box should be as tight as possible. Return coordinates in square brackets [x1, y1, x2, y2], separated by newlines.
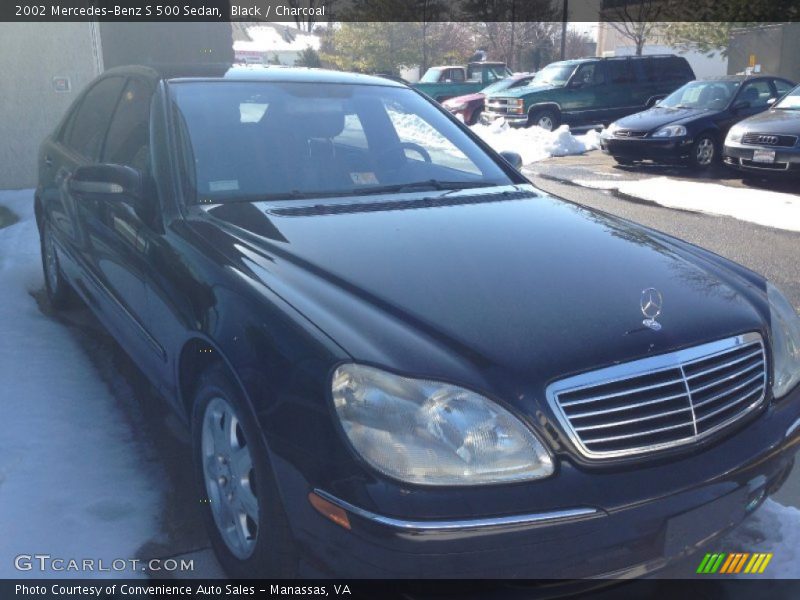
[420, 68, 444, 83]
[776, 85, 800, 109]
[170, 81, 514, 204]
[659, 80, 740, 110]
[531, 64, 575, 87]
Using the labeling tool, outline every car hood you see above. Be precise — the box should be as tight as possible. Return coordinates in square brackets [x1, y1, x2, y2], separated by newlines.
[196, 185, 766, 400]
[490, 83, 558, 98]
[445, 92, 484, 105]
[615, 106, 714, 131]
[735, 108, 800, 134]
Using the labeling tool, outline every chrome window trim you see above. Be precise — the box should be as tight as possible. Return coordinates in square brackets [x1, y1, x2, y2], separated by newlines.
[313, 489, 599, 533]
[546, 332, 767, 460]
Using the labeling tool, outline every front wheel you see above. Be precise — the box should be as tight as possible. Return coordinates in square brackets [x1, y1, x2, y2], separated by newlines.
[40, 218, 72, 309]
[192, 364, 297, 578]
[528, 108, 560, 131]
[689, 134, 718, 169]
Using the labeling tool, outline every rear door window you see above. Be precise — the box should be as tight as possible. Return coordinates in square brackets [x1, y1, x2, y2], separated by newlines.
[64, 77, 126, 160]
[102, 78, 153, 172]
[773, 79, 794, 98]
[606, 60, 635, 85]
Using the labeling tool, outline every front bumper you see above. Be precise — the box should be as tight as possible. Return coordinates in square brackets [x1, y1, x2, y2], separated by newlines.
[600, 135, 694, 163]
[481, 111, 528, 126]
[290, 385, 800, 578]
[723, 142, 800, 174]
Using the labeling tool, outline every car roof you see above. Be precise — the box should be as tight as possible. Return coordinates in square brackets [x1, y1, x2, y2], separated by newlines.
[692, 75, 780, 82]
[102, 63, 406, 87]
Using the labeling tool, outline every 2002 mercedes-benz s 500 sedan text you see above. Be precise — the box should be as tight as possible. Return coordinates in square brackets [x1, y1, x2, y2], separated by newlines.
[37, 65, 800, 578]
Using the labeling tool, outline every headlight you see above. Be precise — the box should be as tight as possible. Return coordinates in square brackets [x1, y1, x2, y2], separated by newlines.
[726, 126, 745, 143]
[331, 364, 554, 486]
[768, 282, 800, 398]
[652, 125, 687, 138]
[603, 122, 620, 137]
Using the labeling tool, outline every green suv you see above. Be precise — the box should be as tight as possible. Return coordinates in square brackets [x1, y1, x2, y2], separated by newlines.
[414, 61, 512, 102]
[483, 55, 695, 130]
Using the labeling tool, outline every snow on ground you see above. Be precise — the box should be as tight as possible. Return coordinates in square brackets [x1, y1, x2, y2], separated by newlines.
[722, 500, 800, 578]
[470, 120, 602, 165]
[573, 176, 800, 233]
[0, 190, 162, 577]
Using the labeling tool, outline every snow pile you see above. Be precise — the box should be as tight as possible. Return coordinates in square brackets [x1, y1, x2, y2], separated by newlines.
[470, 120, 602, 165]
[722, 500, 800, 578]
[0, 190, 162, 577]
[573, 176, 800, 233]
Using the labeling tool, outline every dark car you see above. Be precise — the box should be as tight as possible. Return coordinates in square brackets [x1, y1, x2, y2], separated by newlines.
[442, 73, 534, 125]
[724, 82, 800, 176]
[37, 64, 800, 579]
[601, 75, 796, 169]
[483, 55, 694, 130]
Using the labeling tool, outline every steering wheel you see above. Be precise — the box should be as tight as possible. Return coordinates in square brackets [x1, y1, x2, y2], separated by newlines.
[377, 141, 432, 164]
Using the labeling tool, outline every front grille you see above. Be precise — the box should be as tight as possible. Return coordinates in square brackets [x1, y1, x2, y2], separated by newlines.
[615, 129, 648, 138]
[741, 132, 798, 147]
[485, 98, 521, 115]
[547, 333, 767, 460]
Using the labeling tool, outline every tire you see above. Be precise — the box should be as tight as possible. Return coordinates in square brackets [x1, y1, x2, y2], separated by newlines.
[467, 109, 482, 126]
[192, 364, 297, 578]
[528, 108, 560, 131]
[40, 218, 72, 309]
[613, 156, 635, 166]
[688, 133, 718, 170]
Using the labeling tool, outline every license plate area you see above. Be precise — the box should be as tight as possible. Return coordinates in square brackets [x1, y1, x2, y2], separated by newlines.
[752, 149, 776, 163]
[664, 488, 747, 556]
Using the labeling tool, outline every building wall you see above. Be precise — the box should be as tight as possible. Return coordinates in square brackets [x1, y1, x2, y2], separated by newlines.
[0, 23, 103, 189]
[728, 24, 800, 81]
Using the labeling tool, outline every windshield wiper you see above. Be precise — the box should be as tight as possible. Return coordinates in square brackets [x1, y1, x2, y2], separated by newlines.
[355, 180, 499, 196]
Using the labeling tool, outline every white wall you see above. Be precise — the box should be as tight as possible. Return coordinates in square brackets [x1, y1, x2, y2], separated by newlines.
[0, 23, 103, 189]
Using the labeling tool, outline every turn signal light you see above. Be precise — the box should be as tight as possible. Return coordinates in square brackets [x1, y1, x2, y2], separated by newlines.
[308, 492, 351, 530]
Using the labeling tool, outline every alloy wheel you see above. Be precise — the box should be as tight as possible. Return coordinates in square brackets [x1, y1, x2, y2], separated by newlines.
[538, 115, 554, 130]
[695, 137, 715, 166]
[201, 396, 260, 559]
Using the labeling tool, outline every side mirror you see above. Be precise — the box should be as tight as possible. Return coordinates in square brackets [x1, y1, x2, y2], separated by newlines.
[70, 164, 144, 210]
[767, 97, 777, 105]
[499, 151, 523, 170]
[732, 100, 751, 111]
[569, 79, 585, 89]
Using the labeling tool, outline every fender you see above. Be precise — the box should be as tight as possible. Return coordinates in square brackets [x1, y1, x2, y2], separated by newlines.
[527, 101, 562, 115]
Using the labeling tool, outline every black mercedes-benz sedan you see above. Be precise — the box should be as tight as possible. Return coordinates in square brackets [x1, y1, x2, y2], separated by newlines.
[600, 75, 795, 169]
[37, 65, 800, 579]
[724, 83, 800, 176]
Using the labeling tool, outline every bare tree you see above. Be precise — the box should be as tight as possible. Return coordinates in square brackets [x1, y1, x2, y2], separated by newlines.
[603, 0, 663, 55]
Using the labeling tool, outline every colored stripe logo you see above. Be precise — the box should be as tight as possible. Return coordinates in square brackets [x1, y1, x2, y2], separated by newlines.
[696, 552, 773, 574]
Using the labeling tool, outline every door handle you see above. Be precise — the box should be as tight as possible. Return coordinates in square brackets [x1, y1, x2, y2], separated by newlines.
[44, 155, 54, 167]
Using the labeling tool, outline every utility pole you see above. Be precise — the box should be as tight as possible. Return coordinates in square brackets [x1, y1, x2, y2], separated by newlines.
[560, 0, 568, 60]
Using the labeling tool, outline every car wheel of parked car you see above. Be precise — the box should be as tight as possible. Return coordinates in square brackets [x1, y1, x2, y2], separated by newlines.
[40, 218, 72, 309]
[192, 364, 297, 578]
[529, 108, 560, 131]
[689, 134, 718, 169]
[468, 109, 482, 126]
